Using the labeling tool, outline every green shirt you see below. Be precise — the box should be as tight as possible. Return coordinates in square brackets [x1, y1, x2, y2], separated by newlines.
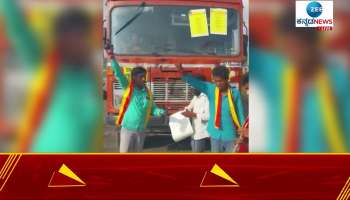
[31, 68, 102, 152]
[111, 59, 164, 132]
[1, 1, 102, 152]
[182, 75, 245, 141]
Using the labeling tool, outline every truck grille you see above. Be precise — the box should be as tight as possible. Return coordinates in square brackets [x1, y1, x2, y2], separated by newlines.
[151, 78, 166, 101]
[112, 80, 122, 108]
[113, 78, 193, 107]
[113, 81, 122, 90]
[151, 78, 193, 102]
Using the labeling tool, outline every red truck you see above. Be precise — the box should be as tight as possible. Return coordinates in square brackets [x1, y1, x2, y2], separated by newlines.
[103, 0, 247, 129]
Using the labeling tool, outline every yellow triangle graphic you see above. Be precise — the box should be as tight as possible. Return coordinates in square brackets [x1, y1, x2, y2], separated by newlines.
[58, 164, 85, 185]
[210, 164, 238, 185]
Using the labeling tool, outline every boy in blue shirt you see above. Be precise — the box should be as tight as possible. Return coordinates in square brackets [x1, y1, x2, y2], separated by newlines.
[177, 65, 245, 152]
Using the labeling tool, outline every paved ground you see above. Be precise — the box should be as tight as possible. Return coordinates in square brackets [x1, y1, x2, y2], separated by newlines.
[103, 114, 197, 153]
[103, 123, 195, 153]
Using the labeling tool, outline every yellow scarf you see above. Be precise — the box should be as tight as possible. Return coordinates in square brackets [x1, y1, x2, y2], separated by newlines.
[116, 82, 153, 129]
[16, 52, 59, 152]
[282, 66, 346, 152]
[214, 87, 241, 129]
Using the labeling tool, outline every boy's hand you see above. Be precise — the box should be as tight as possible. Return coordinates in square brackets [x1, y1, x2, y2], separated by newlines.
[176, 64, 184, 73]
[106, 49, 114, 60]
[156, 108, 166, 117]
[181, 110, 196, 118]
[160, 109, 166, 116]
[237, 128, 249, 138]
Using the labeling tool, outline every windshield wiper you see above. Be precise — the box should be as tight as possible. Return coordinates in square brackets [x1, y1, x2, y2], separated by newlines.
[114, 2, 146, 36]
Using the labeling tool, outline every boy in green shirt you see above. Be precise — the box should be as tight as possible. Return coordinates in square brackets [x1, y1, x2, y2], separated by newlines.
[108, 54, 165, 152]
[177, 65, 246, 152]
[1, 1, 102, 152]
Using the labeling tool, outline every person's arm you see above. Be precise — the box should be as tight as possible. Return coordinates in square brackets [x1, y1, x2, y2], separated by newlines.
[184, 98, 195, 111]
[249, 47, 286, 94]
[176, 65, 211, 95]
[338, 81, 350, 149]
[233, 88, 248, 138]
[151, 102, 165, 117]
[330, 63, 350, 147]
[182, 75, 211, 95]
[325, 59, 350, 147]
[198, 96, 210, 122]
[233, 88, 245, 127]
[0, 1, 42, 68]
[110, 57, 129, 89]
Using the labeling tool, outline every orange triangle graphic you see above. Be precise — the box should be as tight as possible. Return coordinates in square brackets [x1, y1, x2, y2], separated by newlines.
[200, 164, 239, 188]
[48, 164, 86, 188]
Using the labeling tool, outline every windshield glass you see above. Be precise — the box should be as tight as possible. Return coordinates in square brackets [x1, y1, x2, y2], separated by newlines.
[111, 5, 240, 56]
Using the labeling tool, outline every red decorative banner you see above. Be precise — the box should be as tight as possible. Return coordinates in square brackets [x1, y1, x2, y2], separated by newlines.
[0, 154, 349, 200]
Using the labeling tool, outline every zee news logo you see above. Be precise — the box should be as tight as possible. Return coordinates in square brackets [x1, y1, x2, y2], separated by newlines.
[306, 1, 323, 18]
[295, 0, 333, 30]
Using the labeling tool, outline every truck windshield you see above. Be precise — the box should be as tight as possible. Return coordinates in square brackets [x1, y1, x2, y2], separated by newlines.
[111, 5, 240, 56]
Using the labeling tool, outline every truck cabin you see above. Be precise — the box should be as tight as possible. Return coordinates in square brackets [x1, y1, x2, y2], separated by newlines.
[104, 0, 246, 116]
